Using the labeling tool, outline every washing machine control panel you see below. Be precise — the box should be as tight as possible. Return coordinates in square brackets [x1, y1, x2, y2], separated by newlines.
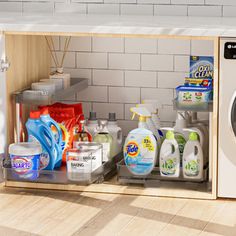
[224, 42, 236, 59]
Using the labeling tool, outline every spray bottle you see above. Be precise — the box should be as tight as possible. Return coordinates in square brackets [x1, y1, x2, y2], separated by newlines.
[123, 107, 157, 175]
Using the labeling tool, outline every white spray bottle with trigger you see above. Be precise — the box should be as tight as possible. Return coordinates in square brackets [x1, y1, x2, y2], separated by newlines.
[159, 128, 180, 178]
[123, 107, 158, 175]
[142, 99, 163, 138]
[182, 128, 204, 180]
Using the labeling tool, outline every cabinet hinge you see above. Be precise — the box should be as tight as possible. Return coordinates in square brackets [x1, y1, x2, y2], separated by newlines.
[0, 57, 10, 72]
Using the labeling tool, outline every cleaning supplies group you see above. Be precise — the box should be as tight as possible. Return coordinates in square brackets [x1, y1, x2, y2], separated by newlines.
[124, 102, 206, 180]
[9, 103, 123, 180]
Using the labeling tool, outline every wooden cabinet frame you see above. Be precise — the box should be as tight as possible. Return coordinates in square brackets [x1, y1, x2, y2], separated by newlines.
[2, 32, 219, 200]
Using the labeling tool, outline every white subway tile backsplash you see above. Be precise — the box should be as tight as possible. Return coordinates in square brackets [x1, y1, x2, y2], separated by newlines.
[63, 68, 92, 84]
[77, 52, 108, 69]
[0, 2, 22, 13]
[158, 39, 190, 55]
[49, 36, 213, 126]
[77, 86, 108, 102]
[125, 103, 137, 120]
[117, 120, 137, 136]
[52, 52, 76, 68]
[191, 40, 214, 56]
[138, 0, 170, 3]
[93, 69, 124, 86]
[171, 0, 204, 4]
[188, 6, 222, 17]
[142, 55, 174, 71]
[88, 4, 120, 15]
[80, 102, 92, 118]
[61, 37, 91, 52]
[55, 3, 86, 14]
[23, 2, 54, 14]
[206, 0, 236, 6]
[223, 6, 236, 17]
[93, 103, 124, 119]
[159, 105, 176, 122]
[174, 55, 189, 72]
[109, 87, 140, 103]
[109, 54, 140, 70]
[93, 37, 124, 53]
[125, 71, 157, 87]
[154, 5, 187, 16]
[125, 38, 157, 54]
[158, 72, 186, 88]
[121, 4, 154, 15]
[141, 88, 174, 105]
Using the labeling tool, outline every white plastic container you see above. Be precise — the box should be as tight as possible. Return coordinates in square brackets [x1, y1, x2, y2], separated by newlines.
[73, 142, 102, 172]
[31, 82, 56, 95]
[107, 113, 122, 157]
[160, 128, 180, 178]
[9, 142, 42, 180]
[40, 79, 64, 91]
[182, 130, 204, 180]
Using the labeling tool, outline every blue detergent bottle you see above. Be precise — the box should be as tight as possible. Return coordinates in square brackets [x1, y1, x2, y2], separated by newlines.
[40, 108, 62, 168]
[26, 111, 57, 170]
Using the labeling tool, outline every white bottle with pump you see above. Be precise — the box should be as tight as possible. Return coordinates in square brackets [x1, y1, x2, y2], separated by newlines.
[107, 113, 123, 157]
[160, 128, 180, 178]
[123, 107, 157, 175]
[86, 111, 99, 138]
[182, 129, 204, 180]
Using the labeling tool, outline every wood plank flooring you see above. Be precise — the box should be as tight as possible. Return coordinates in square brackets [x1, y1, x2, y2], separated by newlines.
[0, 187, 235, 236]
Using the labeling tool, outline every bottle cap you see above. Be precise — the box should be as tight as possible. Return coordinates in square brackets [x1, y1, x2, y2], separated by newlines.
[166, 130, 175, 140]
[189, 132, 198, 141]
[89, 111, 97, 121]
[108, 113, 116, 121]
[41, 108, 49, 115]
[29, 111, 41, 119]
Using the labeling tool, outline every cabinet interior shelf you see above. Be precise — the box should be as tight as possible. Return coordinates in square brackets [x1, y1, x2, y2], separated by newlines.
[13, 78, 88, 105]
[173, 99, 213, 112]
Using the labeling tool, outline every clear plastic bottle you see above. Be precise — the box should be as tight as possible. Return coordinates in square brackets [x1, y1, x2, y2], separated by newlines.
[86, 111, 99, 138]
[94, 120, 113, 162]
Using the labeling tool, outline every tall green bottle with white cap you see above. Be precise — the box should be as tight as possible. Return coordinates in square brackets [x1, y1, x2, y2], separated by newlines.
[182, 129, 204, 180]
[160, 128, 180, 178]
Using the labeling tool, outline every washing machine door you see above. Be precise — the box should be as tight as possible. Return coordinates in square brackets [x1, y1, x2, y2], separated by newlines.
[230, 92, 236, 139]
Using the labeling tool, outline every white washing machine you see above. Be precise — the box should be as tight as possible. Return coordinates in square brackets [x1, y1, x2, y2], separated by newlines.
[219, 38, 236, 198]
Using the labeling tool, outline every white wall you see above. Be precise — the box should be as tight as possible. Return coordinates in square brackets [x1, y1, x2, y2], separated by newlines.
[52, 36, 213, 136]
[1, 1, 236, 17]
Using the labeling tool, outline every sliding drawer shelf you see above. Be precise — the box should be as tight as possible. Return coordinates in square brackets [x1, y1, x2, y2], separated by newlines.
[173, 98, 213, 112]
[14, 78, 88, 105]
[117, 160, 209, 188]
[3, 153, 123, 185]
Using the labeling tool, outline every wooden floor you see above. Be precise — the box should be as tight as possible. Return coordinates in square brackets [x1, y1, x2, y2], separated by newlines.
[0, 186, 235, 236]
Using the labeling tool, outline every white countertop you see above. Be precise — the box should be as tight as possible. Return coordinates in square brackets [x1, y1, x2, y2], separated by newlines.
[1, 14, 236, 37]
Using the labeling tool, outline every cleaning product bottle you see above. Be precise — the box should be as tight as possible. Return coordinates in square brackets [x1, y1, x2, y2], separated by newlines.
[73, 120, 92, 143]
[123, 107, 157, 175]
[160, 128, 180, 178]
[188, 111, 209, 162]
[137, 103, 162, 146]
[173, 112, 189, 159]
[26, 111, 57, 170]
[86, 111, 99, 138]
[40, 108, 62, 168]
[182, 129, 204, 180]
[93, 120, 113, 162]
[107, 113, 123, 157]
[142, 99, 163, 138]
